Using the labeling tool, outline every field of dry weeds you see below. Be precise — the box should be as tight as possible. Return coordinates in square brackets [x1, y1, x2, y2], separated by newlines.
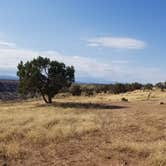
[0, 90, 166, 166]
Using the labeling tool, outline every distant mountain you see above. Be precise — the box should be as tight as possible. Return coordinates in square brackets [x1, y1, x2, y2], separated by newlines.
[0, 75, 18, 80]
[0, 75, 117, 84]
[0, 79, 18, 100]
[0, 80, 18, 92]
[76, 77, 116, 84]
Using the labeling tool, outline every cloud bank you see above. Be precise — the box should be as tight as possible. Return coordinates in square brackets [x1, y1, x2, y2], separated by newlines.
[0, 41, 113, 81]
[0, 40, 163, 83]
[87, 36, 146, 49]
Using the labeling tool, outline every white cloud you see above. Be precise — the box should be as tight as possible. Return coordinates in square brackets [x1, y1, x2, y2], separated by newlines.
[0, 42, 113, 81]
[0, 41, 16, 49]
[87, 36, 146, 49]
[0, 40, 164, 83]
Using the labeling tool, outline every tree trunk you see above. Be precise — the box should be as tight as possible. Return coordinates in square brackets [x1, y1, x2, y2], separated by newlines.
[38, 88, 52, 104]
[42, 94, 49, 103]
[48, 95, 52, 103]
[38, 88, 49, 103]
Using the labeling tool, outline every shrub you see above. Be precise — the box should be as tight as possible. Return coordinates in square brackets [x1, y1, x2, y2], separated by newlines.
[121, 97, 128, 102]
[17, 56, 75, 103]
[83, 88, 94, 96]
[69, 84, 82, 96]
[130, 82, 143, 91]
[155, 82, 165, 91]
[110, 83, 127, 94]
[143, 83, 153, 90]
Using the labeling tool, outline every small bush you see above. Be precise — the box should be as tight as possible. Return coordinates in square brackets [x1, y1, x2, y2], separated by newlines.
[69, 84, 82, 96]
[155, 82, 165, 91]
[110, 83, 127, 94]
[143, 83, 153, 90]
[84, 88, 94, 96]
[121, 97, 128, 102]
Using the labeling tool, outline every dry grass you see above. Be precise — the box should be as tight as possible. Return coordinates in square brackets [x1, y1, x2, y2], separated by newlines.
[0, 100, 99, 154]
[0, 90, 166, 165]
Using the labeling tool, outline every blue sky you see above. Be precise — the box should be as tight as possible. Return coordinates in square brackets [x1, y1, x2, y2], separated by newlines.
[0, 0, 166, 83]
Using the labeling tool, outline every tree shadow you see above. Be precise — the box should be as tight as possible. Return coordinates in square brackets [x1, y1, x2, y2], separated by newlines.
[36, 101, 127, 110]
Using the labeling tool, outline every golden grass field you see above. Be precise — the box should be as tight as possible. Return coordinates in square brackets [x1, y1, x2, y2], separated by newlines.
[0, 89, 166, 166]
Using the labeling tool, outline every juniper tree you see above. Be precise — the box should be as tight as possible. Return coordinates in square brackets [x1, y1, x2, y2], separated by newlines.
[17, 56, 75, 103]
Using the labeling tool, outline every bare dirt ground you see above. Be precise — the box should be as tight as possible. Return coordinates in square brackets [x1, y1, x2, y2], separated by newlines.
[0, 91, 166, 166]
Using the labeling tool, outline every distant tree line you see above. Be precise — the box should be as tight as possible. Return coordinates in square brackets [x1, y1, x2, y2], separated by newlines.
[69, 82, 166, 96]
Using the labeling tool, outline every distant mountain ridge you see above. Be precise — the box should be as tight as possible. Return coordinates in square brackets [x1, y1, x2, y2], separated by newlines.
[0, 75, 18, 80]
[0, 79, 18, 100]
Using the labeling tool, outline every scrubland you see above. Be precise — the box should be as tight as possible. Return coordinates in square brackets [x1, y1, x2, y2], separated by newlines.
[0, 90, 166, 166]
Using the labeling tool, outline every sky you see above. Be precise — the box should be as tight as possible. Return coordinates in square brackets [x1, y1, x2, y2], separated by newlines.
[0, 0, 166, 83]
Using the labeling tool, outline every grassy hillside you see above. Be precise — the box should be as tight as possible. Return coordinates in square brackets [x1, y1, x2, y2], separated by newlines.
[0, 90, 166, 165]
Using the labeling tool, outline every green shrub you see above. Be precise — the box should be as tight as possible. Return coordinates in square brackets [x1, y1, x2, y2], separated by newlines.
[83, 87, 94, 96]
[143, 83, 153, 90]
[155, 82, 165, 91]
[69, 84, 82, 96]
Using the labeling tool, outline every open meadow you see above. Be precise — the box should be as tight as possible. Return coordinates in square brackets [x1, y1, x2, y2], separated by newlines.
[0, 90, 166, 166]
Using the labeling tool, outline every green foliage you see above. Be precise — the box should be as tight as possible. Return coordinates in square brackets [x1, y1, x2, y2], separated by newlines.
[143, 83, 153, 90]
[69, 84, 82, 96]
[84, 88, 94, 96]
[68, 82, 144, 96]
[110, 83, 128, 94]
[80, 86, 94, 96]
[17, 56, 75, 103]
[130, 82, 143, 91]
[155, 82, 165, 91]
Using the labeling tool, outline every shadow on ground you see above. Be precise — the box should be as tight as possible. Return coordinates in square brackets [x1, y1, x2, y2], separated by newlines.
[36, 101, 127, 110]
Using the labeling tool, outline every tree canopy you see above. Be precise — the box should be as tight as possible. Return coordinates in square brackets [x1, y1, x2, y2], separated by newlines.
[17, 56, 75, 103]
